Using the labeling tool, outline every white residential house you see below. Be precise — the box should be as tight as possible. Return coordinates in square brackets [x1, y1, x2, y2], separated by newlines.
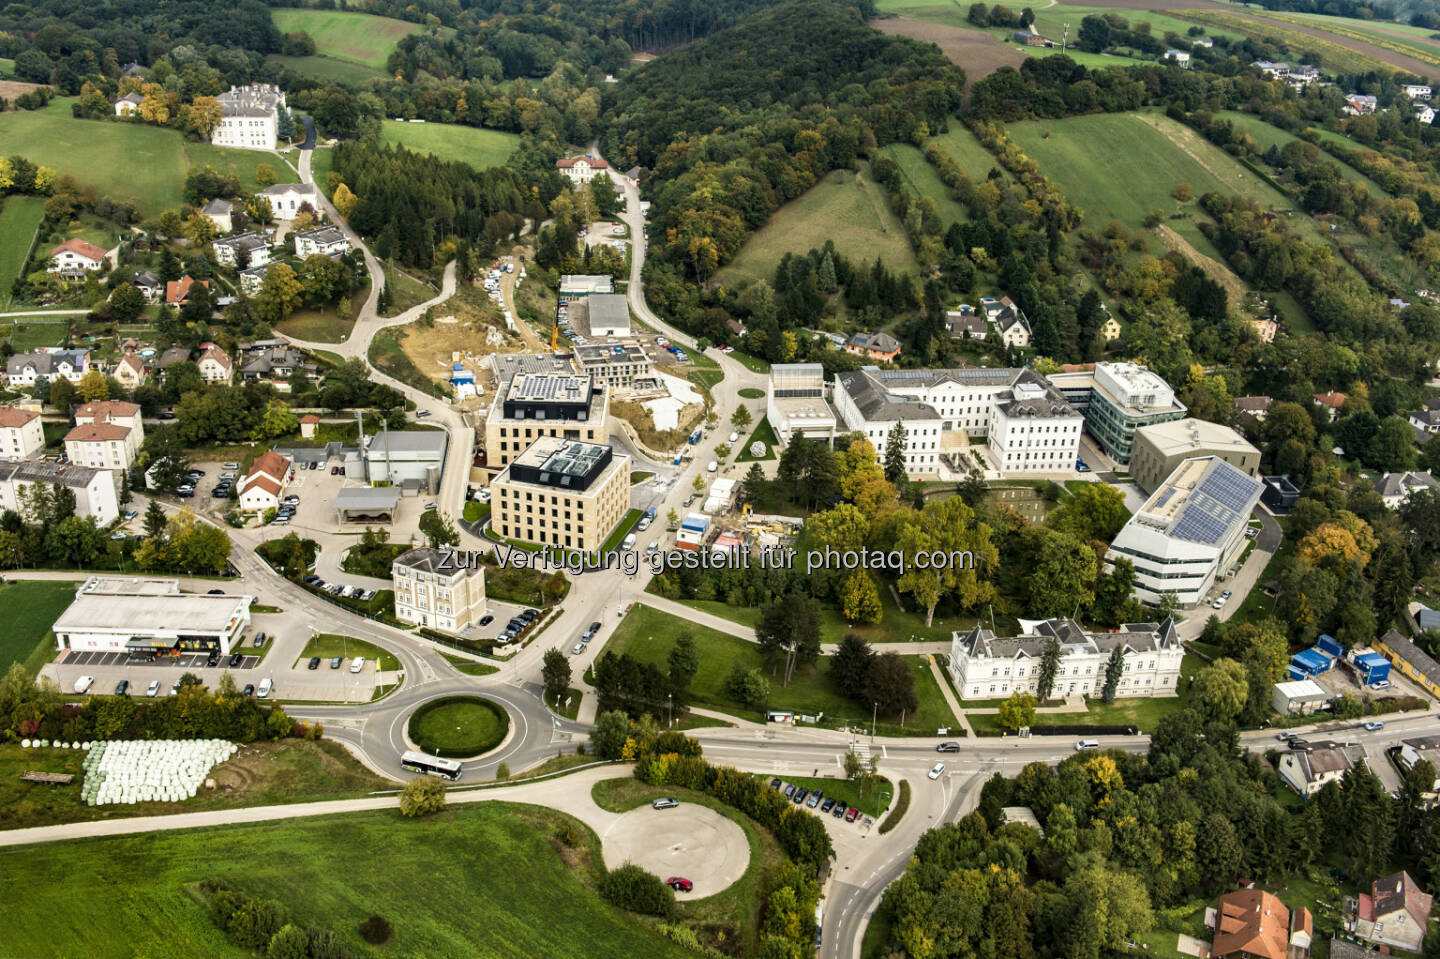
[294, 226, 350, 258]
[257, 183, 319, 220]
[1418, 104, 1436, 125]
[197, 346, 233, 384]
[238, 450, 291, 512]
[113, 354, 146, 391]
[1345, 94, 1379, 116]
[212, 231, 271, 268]
[1164, 49, 1191, 68]
[556, 154, 611, 186]
[5, 349, 89, 388]
[0, 407, 45, 460]
[212, 84, 284, 150]
[1405, 84, 1433, 100]
[67, 400, 145, 473]
[0, 459, 118, 525]
[950, 617, 1184, 701]
[47, 239, 108, 279]
[201, 198, 233, 233]
[1276, 742, 1361, 797]
[114, 92, 142, 116]
[1374, 471, 1440, 510]
[983, 297, 1032, 348]
[239, 264, 270, 296]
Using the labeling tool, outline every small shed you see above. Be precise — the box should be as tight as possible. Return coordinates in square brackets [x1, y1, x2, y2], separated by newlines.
[299, 414, 320, 439]
[1272, 679, 1329, 716]
[334, 486, 400, 524]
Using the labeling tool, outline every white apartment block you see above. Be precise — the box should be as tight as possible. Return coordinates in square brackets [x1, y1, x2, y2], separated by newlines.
[0, 407, 45, 460]
[987, 378, 1083, 473]
[294, 226, 350, 258]
[72, 401, 144, 463]
[950, 617, 1184, 701]
[212, 84, 284, 150]
[392, 548, 488, 634]
[6, 349, 89, 388]
[556, 154, 610, 185]
[0, 459, 119, 525]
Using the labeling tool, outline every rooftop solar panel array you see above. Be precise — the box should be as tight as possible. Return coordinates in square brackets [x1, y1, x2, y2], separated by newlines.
[1168, 460, 1262, 545]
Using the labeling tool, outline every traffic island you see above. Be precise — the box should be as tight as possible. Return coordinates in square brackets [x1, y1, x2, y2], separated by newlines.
[405, 695, 510, 759]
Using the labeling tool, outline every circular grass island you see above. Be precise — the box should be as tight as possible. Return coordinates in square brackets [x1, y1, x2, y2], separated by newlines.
[407, 696, 510, 758]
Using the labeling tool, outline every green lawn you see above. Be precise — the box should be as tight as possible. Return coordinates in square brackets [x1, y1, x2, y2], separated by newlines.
[10, 318, 70, 350]
[0, 579, 79, 678]
[1215, 111, 1390, 195]
[0, 801, 695, 958]
[738, 388, 765, 399]
[876, 143, 970, 227]
[271, 9, 423, 68]
[380, 120, 522, 171]
[0, 98, 268, 216]
[443, 654, 501, 677]
[294, 634, 400, 672]
[630, 471, 655, 485]
[1008, 111, 1323, 248]
[767, 773, 895, 817]
[0, 196, 46, 308]
[381, 261, 438, 316]
[735, 416, 779, 462]
[607, 604, 953, 734]
[717, 162, 918, 286]
[600, 508, 645, 555]
[267, 54, 385, 85]
[0, 739, 390, 831]
[928, 126, 1004, 179]
[406, 695, 509, 757]
[273, 306, 357, 342]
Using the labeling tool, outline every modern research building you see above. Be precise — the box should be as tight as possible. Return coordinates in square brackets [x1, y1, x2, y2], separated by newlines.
[52, 577, 252, 656]
[1048, 361, 1186, 466]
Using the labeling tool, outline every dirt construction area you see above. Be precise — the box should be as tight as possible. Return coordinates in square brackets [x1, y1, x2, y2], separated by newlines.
[869, 17, 1025, 88]
[601, 804, 749, 900]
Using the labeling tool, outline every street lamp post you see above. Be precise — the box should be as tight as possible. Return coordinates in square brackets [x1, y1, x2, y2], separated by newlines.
[871, 702, 877, 741]
[668, 693, 673, 729]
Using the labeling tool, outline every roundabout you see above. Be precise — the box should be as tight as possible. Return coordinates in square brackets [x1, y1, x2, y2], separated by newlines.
[601, 803, 750, 900]
[405, 695, 510, 759]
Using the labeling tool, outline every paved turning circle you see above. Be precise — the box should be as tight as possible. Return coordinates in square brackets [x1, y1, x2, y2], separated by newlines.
[601, 804, 749, 900]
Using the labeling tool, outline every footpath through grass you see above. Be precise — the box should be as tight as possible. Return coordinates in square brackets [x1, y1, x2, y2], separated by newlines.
[608, 605, 954, 734]
[0, 739, 390, 831]
[0, 579, 79, 677]
[0, 800, 695, 959]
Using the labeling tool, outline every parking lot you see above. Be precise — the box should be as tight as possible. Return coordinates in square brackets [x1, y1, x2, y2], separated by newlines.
[59, 650, 261, 670]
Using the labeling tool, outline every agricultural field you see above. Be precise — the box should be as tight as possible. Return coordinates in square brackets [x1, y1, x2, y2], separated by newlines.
[1238, 9, 1440, 70]
[717, 163, 918, 286]
[379, 120, 521, 171]
[266, 54, 384, 85]
[270, 9, 422, 68]
[1008, 111, 1322, 258]
[0, 580, 78, 677]
[0, 196, 46, 308]
[1215, 111, 1391, 195]
[869, 16, 1025, 85]
[1171, 9, 1404, 75]
[875, 143, 969, 228]
[928, 126, 1005, 179]
[0, 802, 695, 958]
[0, 98, 267, 216]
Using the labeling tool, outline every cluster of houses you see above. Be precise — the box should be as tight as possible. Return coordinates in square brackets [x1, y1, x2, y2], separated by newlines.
[1253, 60, 1323, 88]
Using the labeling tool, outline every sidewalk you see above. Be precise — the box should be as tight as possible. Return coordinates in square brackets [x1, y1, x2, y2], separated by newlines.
[927, 657, 973, 736]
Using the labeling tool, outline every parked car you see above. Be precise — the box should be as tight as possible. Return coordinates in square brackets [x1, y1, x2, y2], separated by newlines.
[307, 657, 321, 670]
[821, 797, 836, 813]
[242, 684, 255, 697]
[206, 651, 220, 668]
[424, 502, 437, 511]
[257, 678, 273, 698]
[146, 680, 161, 697]
[651, 797, 679, 810]
[114, 679, 129, 696]
[331, 466, 341, 475]
[832, 801, 848, 819]
[666, 877, 693, 893]
[1372, 680, 1391, 689]
[770, 778, 782, 790]
[792, 788, 808, 805]
[283, 495, 300, 506]
[123, 509, 138, 520]
[303, 575, 322, 586]
[584, 621, 601, 639]
[784, 784, 796, 799]
[928, 762, 946, 780]
[350, 657, 365, 673]
[478, 614, 494, 627]
[229, 653, 243, 668]
[1276, 731, 1297, 741]
[222, 462, 240, 471]
[416, 410, 431, 418]
[1365, 721, 1385, 731]
[330, 656, 343, 669]
[1288, 739, 1310, 750]
[1076, 459, 1090, 472]
[254, 632, 267, 646]
[572, 643, 585, 655]
[845, 806, 862, 823]
[521, 609, 539, 623]
[157, 411, 176, 421]
[936, 741, 961, 753]
[73, 675, 95, 693]
[806, 790, 822, 808]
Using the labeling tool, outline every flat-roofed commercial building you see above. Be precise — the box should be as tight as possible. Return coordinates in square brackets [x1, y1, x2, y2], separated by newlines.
[363, 430, 448, 492]
[574, 340, 652, 390]
[1130, 418, 1260, 494]
[483, 372, 608, 472]
[1107, 456, 1263, 606]
[391, 547, 487, 634]
[559, 275, 614, 297]
[52, 576, 252, 655]
[767, 364, 837, 445]
[1049, 361, 1186, 465]
[492, 436, 630, 552]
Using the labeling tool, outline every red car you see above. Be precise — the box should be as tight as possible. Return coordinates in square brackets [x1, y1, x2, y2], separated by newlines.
[666, 877, 693, 893]
[845, 806, 861, 823]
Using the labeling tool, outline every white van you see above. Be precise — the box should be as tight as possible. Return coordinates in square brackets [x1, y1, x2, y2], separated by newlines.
[1075, 739, 1099, 751]
[257, 678, 274, 699]
[350, 657, 365, 673]
[728, 432, 739, 443]
[621, 533, 637, 550]
[74, 675, 94, 694]
[707, 460, 718, 472]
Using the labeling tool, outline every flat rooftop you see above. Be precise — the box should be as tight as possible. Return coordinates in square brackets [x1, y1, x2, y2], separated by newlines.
[505, 372, 593, 403]
[55, 592, 248, 634]
[501, 436, 625, 492]
[575, 341, 649, 365]
[1137, 418, 1258, 457]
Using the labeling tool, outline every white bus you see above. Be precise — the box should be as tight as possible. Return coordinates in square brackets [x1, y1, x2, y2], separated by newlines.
[400, 750, 463, 781]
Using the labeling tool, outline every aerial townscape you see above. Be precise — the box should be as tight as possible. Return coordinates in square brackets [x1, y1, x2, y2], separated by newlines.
[17, 2, 1440, 959]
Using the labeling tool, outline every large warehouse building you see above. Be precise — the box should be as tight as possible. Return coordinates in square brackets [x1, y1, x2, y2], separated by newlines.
[52, 577, 253, 656]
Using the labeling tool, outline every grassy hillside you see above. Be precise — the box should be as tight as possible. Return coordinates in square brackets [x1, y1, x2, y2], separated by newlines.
[0, 99, 268, 216]
[0, 196, 46, 308]
[379, 120, 521, 170]
[928, 126, 1003, 178]
[1215, 111, 1391, 195]
[876, 143, 969, 228]
[271, 9, 422, 68]
[267, 54, 385, 85]
[0, 803, 695, 958]
[1008, 111, 1322, 258]
[717, 162, 918, 286]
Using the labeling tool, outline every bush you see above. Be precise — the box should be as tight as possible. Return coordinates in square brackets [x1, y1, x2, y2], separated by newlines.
[496, 760, 510, 780]
[463, 501, 482, 522]
[599, 864, 677, 918]
[556, 820, 585, 849]
[399, 777, 447, 817]
[359, 915, 392, 945]
[878, 780, 911, 835]
[266, 924, 309, 959]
